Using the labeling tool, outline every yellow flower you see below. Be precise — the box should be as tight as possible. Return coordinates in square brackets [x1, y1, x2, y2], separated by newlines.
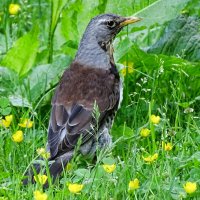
[68, 183, 84, 194]
[140, 128, 151, 137]
[34, 174, 48, 185]
[37, 148, 50, 159]
[33, 190, 48, 200]
[102, 164, 116, 173]
[162, 142, 173, 151]
[121, 65, 134, 76]
[0, 115, 13, 128]
[12, 130, 23, 143]
[150, 114, 161, 124]
[65, 163, 72, 171]
[142, 153, 158, 163]
[5, 115, 13, 122]
[183, 182, 197, 194]
[9, 4, 21, 15]
[129, 178, 140, 191]
[18, 118, 33, 128]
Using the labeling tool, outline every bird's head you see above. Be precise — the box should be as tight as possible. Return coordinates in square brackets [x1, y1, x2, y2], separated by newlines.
[86, 14, 142, 47]
[76, 14, 142, 69]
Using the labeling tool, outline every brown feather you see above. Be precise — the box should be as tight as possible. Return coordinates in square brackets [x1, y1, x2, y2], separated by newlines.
[48, 62, 120, 159]
[54, 62, 119, 111]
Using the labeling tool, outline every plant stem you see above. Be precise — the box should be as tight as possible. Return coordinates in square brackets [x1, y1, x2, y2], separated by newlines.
[48, 0, 54, 63]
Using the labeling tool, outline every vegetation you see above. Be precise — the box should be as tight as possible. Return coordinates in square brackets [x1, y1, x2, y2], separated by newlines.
[0, 0, 199, 199]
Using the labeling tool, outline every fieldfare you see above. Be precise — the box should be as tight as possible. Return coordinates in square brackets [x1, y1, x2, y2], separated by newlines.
[23, 13, 141, 185]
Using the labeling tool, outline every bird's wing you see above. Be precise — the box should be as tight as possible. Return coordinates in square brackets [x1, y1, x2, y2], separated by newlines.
[48, 62, 120, 158]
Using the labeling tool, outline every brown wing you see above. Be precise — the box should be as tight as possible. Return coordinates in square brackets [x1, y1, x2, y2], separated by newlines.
[48, 62, 120, 159]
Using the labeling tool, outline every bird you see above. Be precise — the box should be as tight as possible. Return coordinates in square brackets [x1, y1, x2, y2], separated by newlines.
[23, 13, 141, 186]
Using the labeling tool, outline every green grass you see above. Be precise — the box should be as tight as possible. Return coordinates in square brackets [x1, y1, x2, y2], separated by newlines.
[0, 0, 200, 199]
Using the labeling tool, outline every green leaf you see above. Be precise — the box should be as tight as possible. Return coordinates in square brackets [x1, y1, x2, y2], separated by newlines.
[74, 168, 90, 178]
[51, 0, 69, 34]
[8, 95, 31, 108]
[0, 97, 10, 108]
[112, 124, 133, 138]
[189, 168, 200, 180]
[102, 157, 116, 165]
[191, 151, 200, 162]
[148, 15, 200, 62]
[1, 26, 39, 76]
[0, 107, 11, 115]
[25, 54, 72, 103]
[114, 37, 134, 62]
[132, 0, 190, 28]
[183, 0, 200, 16]
[177, 98, 196, 108]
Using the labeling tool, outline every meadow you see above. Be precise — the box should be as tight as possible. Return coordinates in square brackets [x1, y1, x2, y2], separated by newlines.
[0, 0, 200, 199]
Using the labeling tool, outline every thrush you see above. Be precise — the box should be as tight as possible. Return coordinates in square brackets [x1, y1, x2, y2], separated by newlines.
[23, 13, 141, 186]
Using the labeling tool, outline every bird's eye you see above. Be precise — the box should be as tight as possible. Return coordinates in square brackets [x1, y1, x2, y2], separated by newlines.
[106, 20, 116, 28]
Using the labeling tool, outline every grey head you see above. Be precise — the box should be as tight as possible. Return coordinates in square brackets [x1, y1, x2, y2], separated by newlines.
[75, 13, 142, 69]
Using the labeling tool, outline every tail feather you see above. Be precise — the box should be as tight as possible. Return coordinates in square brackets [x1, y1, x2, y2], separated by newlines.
[23, 151, 73, 187]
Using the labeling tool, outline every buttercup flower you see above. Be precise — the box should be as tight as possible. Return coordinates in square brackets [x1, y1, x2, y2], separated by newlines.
[0, 115, 13, 128]
[34, 174, 48, 185]
[121, 64, 134, 76]
[68, 183, 84, 194]
[37, 148, 50, 159]
[183, 182, 197, 194]
[102, 164, 116, 173]
[34, 190, 48, 200]
[150, 115, 161, 124]
[9, 4, 21, 15]
[142, 153, 158, 163]
[140, 128, 151, 137]
[162, 142, 173, 151]
[12, 130, 23, 143]
[129, 178, 140, 191]
[18, 118, 33, 128]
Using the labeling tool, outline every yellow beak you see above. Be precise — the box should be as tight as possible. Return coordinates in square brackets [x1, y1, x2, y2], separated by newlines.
[120, 16, 142, 27]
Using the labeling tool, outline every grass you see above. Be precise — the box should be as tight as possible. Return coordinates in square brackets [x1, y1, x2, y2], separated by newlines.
[1, 68, 199, 199]
[0, 0, 200, 199]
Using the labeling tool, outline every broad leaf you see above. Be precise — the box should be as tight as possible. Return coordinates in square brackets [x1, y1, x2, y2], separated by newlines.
[24, 54, 72, 103]
[1, 26, 39, 76]
[132, 0, 190, 28]
[148, 15, 200, 62]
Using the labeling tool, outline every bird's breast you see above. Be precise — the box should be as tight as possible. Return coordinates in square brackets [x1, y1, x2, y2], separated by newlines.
[54, 61, 121, 112]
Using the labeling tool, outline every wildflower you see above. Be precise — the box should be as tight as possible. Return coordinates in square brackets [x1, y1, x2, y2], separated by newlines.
[9, 4, 21, 15]
[102, 164, 116, 173]
[184, 108, 194, 113]
[150, 114, 161, 124]
[65, 163, 72, 171]
[0, 115, 13, 128]
[68, 183, 84, 194]
[33, 190, 48, 200]
[140, 128, 150, 137]
[129, 178, 140, 191]
[37, 148, 50, 159]
[142, 153, 158, 163]
[162, 142, 173, 151]
[12, 130, 23, 143]
[121, 62, 134, 76]
[18, 118, 33, 128]
[34, 174, 48, 185]
[183, 182, 197, 194]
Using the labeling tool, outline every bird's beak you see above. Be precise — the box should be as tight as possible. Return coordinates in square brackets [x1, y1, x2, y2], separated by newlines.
[120, 16, 142, 27]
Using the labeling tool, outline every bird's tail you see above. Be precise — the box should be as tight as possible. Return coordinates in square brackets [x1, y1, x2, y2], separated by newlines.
[23, 151, 73, 187]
